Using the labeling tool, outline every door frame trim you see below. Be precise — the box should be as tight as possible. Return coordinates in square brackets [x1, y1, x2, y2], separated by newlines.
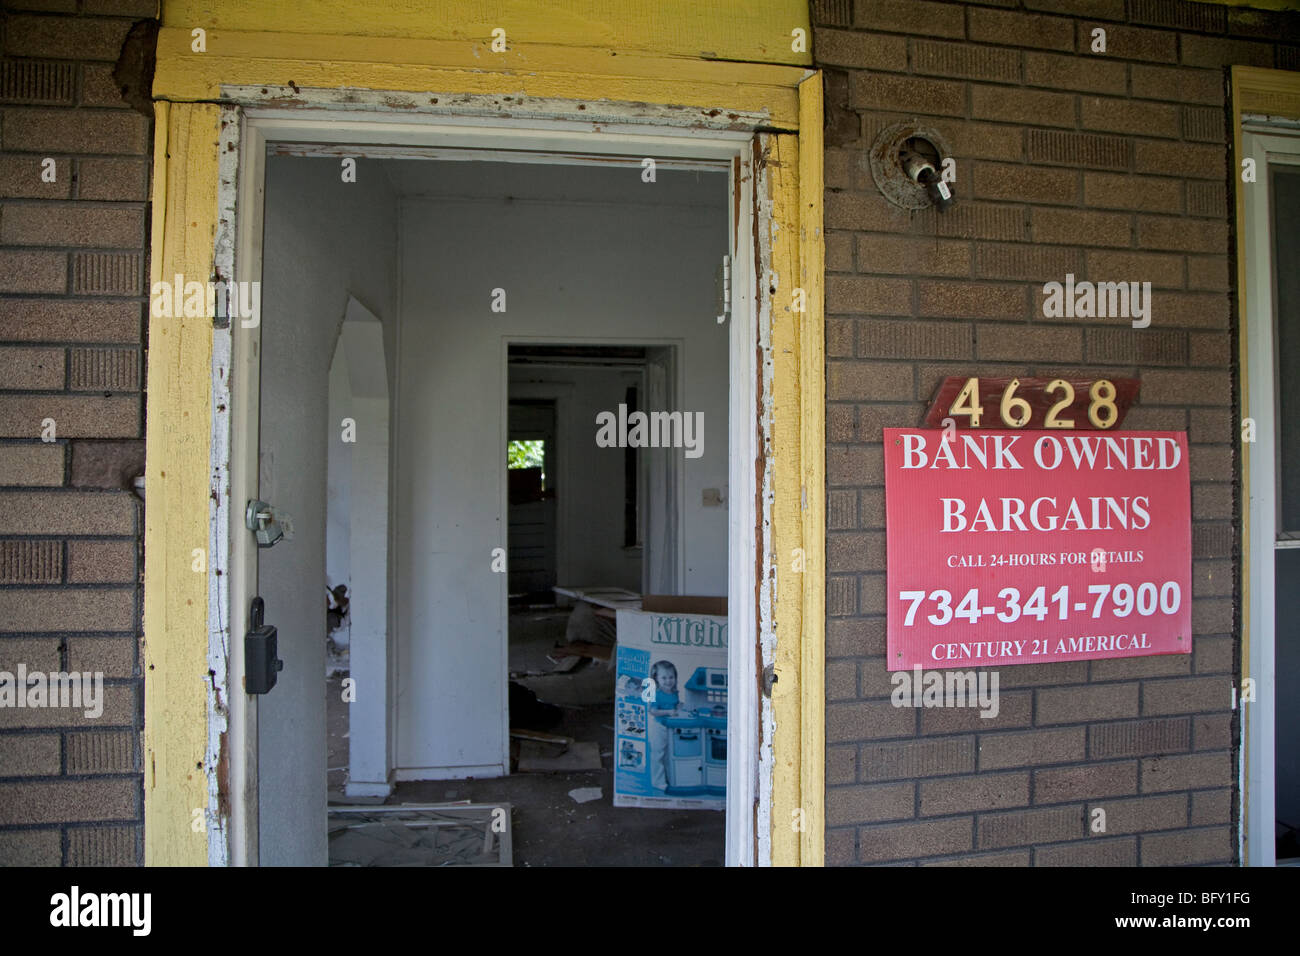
[216, 104, 773, 866]
[1233, 65, 1300, 868]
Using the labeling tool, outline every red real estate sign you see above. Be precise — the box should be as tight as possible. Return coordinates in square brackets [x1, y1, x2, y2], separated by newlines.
[883, 428, 1192, 670]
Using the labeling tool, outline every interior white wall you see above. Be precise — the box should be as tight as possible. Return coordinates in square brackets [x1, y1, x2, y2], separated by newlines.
[258, 156, 397, 863]
[509, 363, 641, 591]
[393, 161, 728, 776]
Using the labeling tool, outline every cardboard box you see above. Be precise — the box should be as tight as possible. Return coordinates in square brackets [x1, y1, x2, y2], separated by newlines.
[613, 600, 727, 810]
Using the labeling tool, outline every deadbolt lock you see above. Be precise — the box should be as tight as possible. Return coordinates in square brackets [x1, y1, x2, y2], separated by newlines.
[245, 499, 294, 548]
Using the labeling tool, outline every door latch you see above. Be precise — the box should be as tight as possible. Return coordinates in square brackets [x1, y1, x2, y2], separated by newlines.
[245, 596, 283, 695]
[245, 499, 293, 548]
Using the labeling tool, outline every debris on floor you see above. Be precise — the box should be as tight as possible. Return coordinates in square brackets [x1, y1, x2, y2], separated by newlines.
[568, 787, 603, 804]
[518, 740, 602, 772]
[328, 804, 511, 867]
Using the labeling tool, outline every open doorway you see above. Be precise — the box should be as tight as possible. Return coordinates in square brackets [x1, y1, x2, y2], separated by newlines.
[252, 142, 736, 864]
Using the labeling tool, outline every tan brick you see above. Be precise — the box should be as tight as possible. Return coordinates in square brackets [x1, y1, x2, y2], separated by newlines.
[932, 202, 1027, 242]
[827, 363, 914, 401]
[1090, 717, 1191, 758]
[828, 698, 915, 742]
[1180, 34, 1274, 69]
[826, 656, 857, 695]
[1034, 761, 1137, 803]
[0, 347, 63, 390]
[0, 828, 60, 865]
[918, 281, 1026, 320]
[1080, 96, 1180, 138]
[1, 108, 148, 155]
[1028, 128, 1129, 170]
[825, 232, 853, 273]
[922, 849, 1031, 866]
[0, 299, 141, 344]
[3, 15, 134, 61]
[1193, 712, 1232, 751]
[827, 781, 915, 825]
[856, 236, 971, 278]
[0, 778, 136, 825]
[1191, 558, 1232, 597]
[1141, 676, 1229, 716]
[827, 618, 886, 658]
[826, 405, 855, 443]
[859, 816, 972, 862]
[920, 690, 1033, 734]
[913, 40, 1019, 83]
[1190, 788, 1231, 826]
[920, 771, 1028, 816]
[971, 85, 1077, 128]
[1025, 52, 1127, 94]
[933, 121, 1024, 163]
[1140, 826, 1231, 865]
[1140, 751, 1232, 793]
[850, 404, 923, 444]
[825, 826, 855, 865]
[66, 637, 135, 678]
[1, 203, 144, 248]
[1037, 683, 1139, 725]
[1088, 652, 1190, 681]
[1188, 255, 1229, 291]
[816, 29, 907, 70]
[1026, 0, 1125, 17]
[0, 732, 61, 775]
[969, 8, 1074, 51]
[70, 440, 144, 488]
[1189, 407, 1232, 443]
[78, 63, 131, 109]
[825, 191, 912, 232]
[1130, 64, 1224, 106]
[1190, 447, 1232, 483]
[1086, 249, 1184, 289]
[972, 162, 1079, 205]
[0, 443, 63, 486]
[65, 730, 135, 774]
[0, 636, 61, 671]
[1141, 369, 1232, 406]
[1088, 792, 1188, 836]
[978, 804, 1084, 848]
[1145, 291, 1230, 329]
[827, 744, 856, 785]
[0, 395, 139, 439]
[67, 824, 138, 866]
[1086, 328, 1188, 367]
[0, 588, 133, 633]
[979, 242, 1083, 281]
[0, 251, 65, 293]
[979, 727, 1086, 769]
[1135, 140, 1226, 180]
[994, 661, 1090, 688]
[862, 736, 975, 780]
[4, 0, 78, 10]
[853, 0, 965, 38]
[827, 447, 884, 487]
[1035, 836, 1136, 865]
[0, 684, 134, 729]
[1078, 22, 1177, 62]
[1194, 637, 1233, 677]
[66, 539, 134, 584]
[75, 158, 148, 202]
[1189, 331, 1229, 367]
[1137, 216, 1229, 255]
[826, 275, 912, 316]
[0, 491, 133, 535]
[1083, 172, 1183, 213]
[84, 0, 166, 15]
[849, 73, 966, 117]
[0, 154, 71, 199]
[1032, 207, 1131, 247]
[977, 324, 1082, 362]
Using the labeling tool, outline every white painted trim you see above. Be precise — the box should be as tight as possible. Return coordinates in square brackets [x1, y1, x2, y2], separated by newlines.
[223, 99, 771, 867]
[1241, 127, 1300, 868]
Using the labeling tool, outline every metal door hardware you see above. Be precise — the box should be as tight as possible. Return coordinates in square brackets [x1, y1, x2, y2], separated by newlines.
[245, 596, 283, 695]
[245, 498, 293, 548]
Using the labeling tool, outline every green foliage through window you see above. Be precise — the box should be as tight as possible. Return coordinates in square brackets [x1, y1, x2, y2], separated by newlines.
[507, 439, 545, 470]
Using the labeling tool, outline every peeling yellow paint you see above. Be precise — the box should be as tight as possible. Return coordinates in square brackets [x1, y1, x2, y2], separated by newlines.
[143, 101, 221, 866]
[147, 0, 820, 866]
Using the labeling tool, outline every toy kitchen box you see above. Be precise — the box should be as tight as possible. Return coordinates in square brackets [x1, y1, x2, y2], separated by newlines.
[614, 595, 727, 810]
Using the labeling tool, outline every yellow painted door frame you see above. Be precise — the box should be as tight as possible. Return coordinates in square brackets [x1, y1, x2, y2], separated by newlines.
[144, 22, 823, 867]
[1232, 65, 1300, 868]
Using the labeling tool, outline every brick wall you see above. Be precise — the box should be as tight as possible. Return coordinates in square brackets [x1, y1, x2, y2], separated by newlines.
[0, 0, 155, 866]
[817, 0, 1298, 866]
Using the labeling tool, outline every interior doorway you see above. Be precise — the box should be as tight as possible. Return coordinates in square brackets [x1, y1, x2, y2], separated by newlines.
[243, 129, 745, 864]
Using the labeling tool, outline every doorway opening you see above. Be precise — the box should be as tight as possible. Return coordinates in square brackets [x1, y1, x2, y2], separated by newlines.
[251, 139, 740, 865]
